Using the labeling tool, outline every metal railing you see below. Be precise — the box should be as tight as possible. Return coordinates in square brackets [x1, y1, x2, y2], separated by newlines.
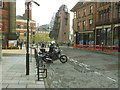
[34, 48, 47, 81]
[73, 44, 118, 52]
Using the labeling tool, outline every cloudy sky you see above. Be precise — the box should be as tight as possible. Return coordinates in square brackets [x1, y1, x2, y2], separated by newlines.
[16, 0, 79, 30]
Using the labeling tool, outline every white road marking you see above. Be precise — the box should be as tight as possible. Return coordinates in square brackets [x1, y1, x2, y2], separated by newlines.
[68, 56, 117, 83]
[86, 67, 91, 70]
[107, 77, 116, 82]
[94, 72, 101, 75]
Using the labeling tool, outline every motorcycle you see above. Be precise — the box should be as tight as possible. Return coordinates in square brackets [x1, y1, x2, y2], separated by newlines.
[39, 47, 67, 63]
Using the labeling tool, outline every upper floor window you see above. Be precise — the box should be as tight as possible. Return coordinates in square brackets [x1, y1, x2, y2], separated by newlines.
[74, 12, 76, 18]
[0, 0, 3, 8]
[17, 25, 20, 29]
[89, 19, 92, 28]
[83, 9, 86, 16]
[24, 32, 26, 36]
[119, 6, 120, 19]
[77, 22, 80, 30]
[83, 20, 86, 29]
[24, 25, 27, 29]
[17, 31, 20, 37]
[78, 10, 80, 17]
[33, 32, 35, 35]
[90, 6, 93, 13]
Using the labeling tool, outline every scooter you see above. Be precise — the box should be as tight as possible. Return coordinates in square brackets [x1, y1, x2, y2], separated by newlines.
[39, 47, 67, 63]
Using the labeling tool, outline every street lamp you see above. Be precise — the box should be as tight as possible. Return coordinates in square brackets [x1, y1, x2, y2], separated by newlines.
[26, 0, 40, 75]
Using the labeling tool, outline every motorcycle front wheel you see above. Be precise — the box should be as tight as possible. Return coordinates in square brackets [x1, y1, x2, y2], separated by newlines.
[60, 55, 67, 63]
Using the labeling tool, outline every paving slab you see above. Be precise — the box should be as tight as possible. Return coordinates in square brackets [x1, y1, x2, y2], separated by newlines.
[7, 84, 26, 88]
[27, 84, 45, 88]
[2, 48, 45, 88]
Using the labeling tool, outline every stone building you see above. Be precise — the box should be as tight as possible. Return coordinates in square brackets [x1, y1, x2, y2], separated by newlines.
[53, 4, 70, 44]
[0, 1, 17, 48]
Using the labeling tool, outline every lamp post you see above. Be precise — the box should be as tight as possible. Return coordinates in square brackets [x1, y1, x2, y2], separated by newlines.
[26, 0, 40, 75]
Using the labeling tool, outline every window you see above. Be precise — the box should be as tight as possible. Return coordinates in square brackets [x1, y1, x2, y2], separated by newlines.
[74, 12, 76, 18]
[90, 6, 93, 13]
[24, 32, 26, 36]
[78, 10, 80, 17]
[77, 22, 80, 30]
[0, 0, 3, 8]
[119, 6, 120, 19]
[100, 13, 103, 22]
[33, 32, 35, 35]
[17, 31, 20, 36]
[17, 25, 20, 29]
[104, 12, 106, 22]
[89, 19, 92, 28]
[83, 20, 86, 29]
[83, 9, 86, 16]
[106, 10, 109, 21]
[24, 25, 27, 29]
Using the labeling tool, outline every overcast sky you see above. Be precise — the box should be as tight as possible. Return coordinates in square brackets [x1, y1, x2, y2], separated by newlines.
[16, 0, 79, 30]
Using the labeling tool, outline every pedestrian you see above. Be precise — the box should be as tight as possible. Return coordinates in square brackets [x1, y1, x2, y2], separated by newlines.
[68, 42, 70, 47]
[41, 42, 45, 48]
[49, 44, 54, 53]
[20, 42, 22, 49]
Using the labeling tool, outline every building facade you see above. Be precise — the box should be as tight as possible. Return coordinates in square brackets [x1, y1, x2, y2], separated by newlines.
[16, 15, 36, 44]
[53, 4, 70, 44]
[95, 2, 120, 46]
[71, 2, 120, 46]
[38, 25, 50, 42]
[0, 1, 17, 48]
[16, 1, 36, 44]
[71, 2, 96, 45]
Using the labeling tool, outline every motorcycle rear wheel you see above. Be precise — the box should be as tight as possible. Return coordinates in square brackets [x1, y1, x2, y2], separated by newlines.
[60, 55, 67, 63]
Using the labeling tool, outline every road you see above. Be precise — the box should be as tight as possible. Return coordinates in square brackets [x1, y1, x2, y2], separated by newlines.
[44, 46, 118, 88]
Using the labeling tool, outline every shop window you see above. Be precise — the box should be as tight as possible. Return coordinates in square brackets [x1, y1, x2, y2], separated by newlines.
[107, 28, 112, 45]
[114, 28, 118, 46]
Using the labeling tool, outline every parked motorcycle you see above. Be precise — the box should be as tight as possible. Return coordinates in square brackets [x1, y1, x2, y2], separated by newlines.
[39, 47, 67, 63]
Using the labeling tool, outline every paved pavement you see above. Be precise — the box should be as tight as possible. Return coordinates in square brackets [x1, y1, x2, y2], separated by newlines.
[1, 47, 45, 88]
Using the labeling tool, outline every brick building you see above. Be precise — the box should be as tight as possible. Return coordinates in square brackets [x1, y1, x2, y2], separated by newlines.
[53, 4, 70, 44]
[95, 2, 120, 46]
[71, 2, 96, 45]
[16, 1, 36, 44]
[71, 2, 120, 46]
[0, 1, 17, 48]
